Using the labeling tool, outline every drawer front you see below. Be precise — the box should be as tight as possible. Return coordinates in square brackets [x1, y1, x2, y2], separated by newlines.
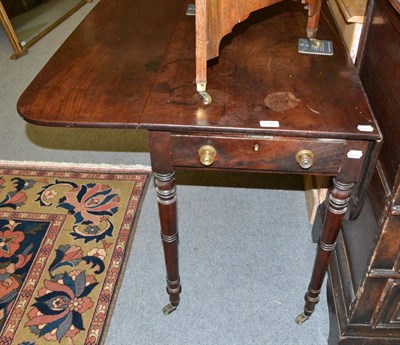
[170, 134, 346, 173]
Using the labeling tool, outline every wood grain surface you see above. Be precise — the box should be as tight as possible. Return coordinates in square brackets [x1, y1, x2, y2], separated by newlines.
[17, 0, 185, 128]
[143, 1, 379, 140]
[18, 0, 379, 142]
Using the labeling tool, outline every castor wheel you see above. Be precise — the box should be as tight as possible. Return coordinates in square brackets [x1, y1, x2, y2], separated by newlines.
[198, 91, 212, 105]
[295, 312, 309, 325]
[162, 304, 177, 315]
[309, 38, 321, 49]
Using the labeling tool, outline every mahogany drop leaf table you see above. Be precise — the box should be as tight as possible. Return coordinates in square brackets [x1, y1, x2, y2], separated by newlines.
[17, 0, 381, 329]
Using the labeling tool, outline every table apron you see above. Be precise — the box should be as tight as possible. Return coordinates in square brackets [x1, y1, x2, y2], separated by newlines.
[170, 134, 347, 174]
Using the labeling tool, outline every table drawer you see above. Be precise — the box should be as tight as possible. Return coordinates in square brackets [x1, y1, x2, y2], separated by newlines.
[170, 134, 346, 173]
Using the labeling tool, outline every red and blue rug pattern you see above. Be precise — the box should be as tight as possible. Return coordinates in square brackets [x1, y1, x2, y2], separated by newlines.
[0, 163, 150, 345]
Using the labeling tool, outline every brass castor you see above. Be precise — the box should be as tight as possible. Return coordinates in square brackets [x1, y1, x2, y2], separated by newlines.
[309, 38, 321, 49]
[198, 91, 212, 105]
[306, 28, 321, 49]
[162, 304, 177, 315]
[295, 312, 310, 325]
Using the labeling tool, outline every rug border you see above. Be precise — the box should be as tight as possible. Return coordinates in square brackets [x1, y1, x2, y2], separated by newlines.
[98, 173, 151, 345]
[0, 161, 153, 344]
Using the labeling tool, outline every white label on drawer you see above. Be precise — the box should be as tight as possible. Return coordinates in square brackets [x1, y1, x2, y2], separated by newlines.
[357, 125, 374, 132]
[347, 150, 363, 159]
[260, 121, 280, 128]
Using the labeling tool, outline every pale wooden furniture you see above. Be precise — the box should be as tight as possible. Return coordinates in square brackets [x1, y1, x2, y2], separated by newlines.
[195, 0, 322, 104]
[327, 0, 367, 61]
[304, 175, 330, 223]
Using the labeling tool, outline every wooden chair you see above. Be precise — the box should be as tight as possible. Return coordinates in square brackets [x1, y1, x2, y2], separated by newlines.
[195, 0, 322, 104]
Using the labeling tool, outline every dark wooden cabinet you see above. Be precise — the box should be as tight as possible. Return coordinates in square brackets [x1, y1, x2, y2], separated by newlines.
[325, 0, 400, 343]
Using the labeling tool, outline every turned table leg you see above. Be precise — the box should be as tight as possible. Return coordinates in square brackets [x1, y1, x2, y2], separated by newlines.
[154, 171, 181, 315]
[296, 178, 354, 324]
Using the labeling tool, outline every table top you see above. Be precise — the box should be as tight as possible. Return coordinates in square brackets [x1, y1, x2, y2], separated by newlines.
[17, 0, 185, 127]
[18, 0, 380, 141]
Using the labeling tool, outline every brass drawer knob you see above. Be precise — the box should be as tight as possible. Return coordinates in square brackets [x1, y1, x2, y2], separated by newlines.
[296, 150, 314, 169]
[199, 145, 217, 166]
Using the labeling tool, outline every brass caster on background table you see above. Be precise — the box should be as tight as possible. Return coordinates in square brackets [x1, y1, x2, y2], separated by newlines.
[298, 26, 334, 56]
[162, 304, 178, 315]
[196, 82, 212, 105]
[309, 38, 321, 48]
[298, 38, 333, 56]
[198, 91, 212, 105]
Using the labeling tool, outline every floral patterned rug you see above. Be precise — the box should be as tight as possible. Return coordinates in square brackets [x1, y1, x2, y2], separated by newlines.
[0, 162, 150, 345]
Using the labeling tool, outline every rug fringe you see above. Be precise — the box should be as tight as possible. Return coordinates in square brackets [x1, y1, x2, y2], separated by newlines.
[0, 160, 152, 172]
